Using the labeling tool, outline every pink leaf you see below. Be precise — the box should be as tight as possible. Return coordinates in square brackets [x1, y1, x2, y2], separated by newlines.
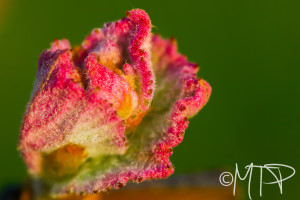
[19, 9, 211, 197]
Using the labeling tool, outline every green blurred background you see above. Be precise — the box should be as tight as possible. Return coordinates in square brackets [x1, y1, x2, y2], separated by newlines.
[0, 0, 299, 199]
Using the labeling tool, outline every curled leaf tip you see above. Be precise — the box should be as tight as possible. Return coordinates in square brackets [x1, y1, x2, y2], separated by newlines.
[19, 9, 211, 196]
